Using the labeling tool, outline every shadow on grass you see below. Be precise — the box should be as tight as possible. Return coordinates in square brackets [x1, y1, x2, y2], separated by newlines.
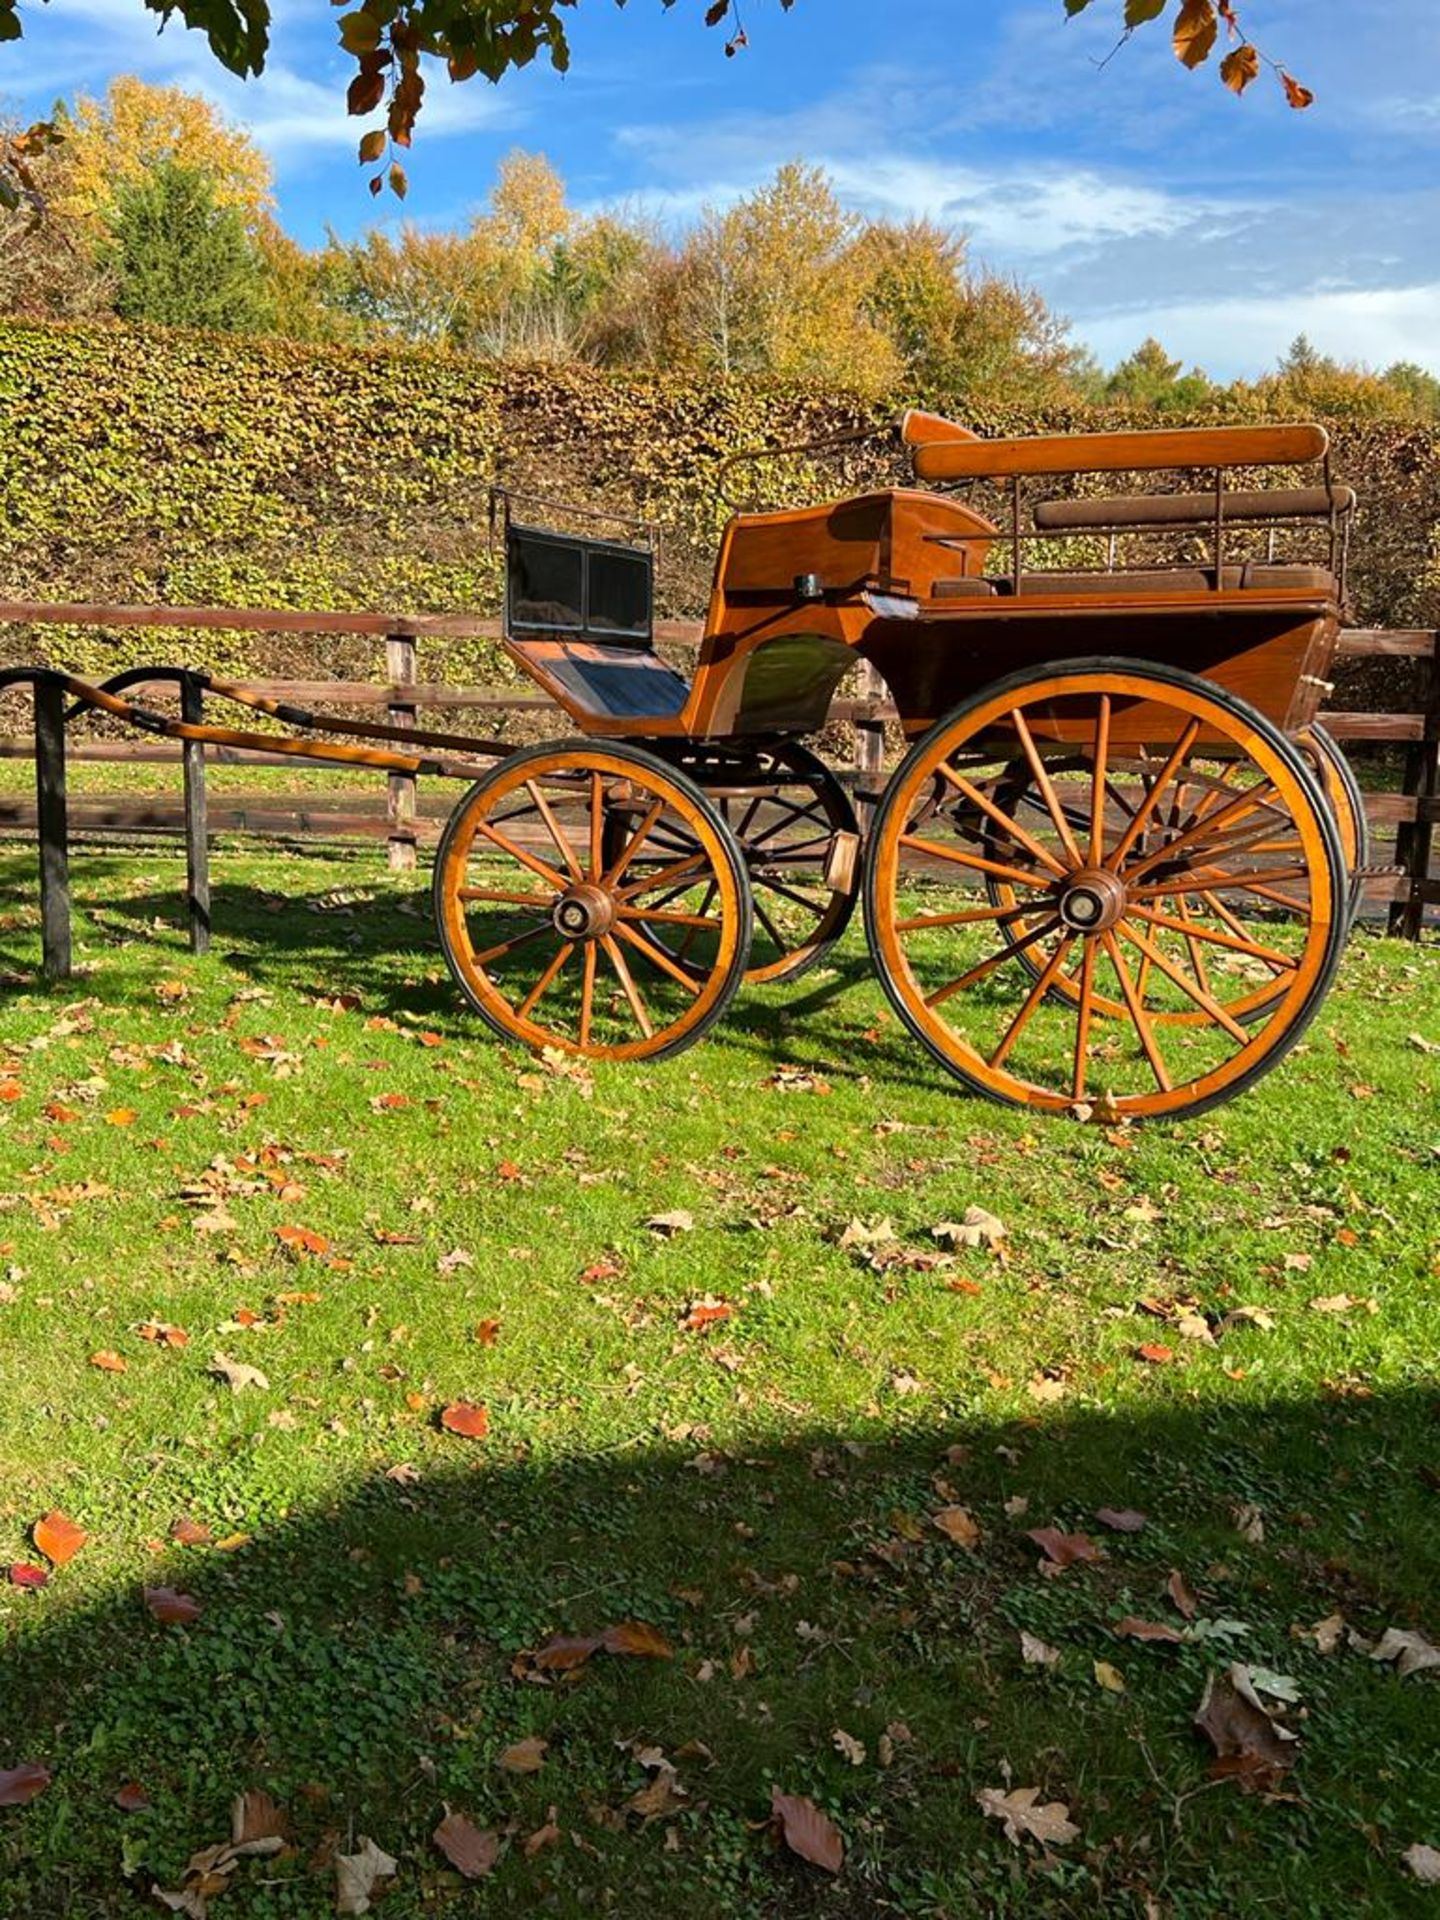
[3, 1391, 1437, 1919]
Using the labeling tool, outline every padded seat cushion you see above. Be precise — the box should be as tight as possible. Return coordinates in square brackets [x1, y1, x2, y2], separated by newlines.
[931, 564, 1336, 600]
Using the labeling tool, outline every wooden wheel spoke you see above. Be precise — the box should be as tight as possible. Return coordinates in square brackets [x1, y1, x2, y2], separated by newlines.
[895, 903, 1033, 933]
[674, 879, 719, 962]
[927, 914, 1062, 1008]
[578, 941, 597, 1047]
[602, 798, 665, 889]
[747, 793, 821, 849]
[1174, 890, 1213, 999]
[1129, 903, 1299, 970]
[472, 921, 555, 970]
[1101, 930, 1172, 1093]
[751, 892, 792, 956]
[600, 933, 655, 1037]
[617, 904, 721, 931]
[1089, 694, 1111, 862]
[525, 779, 583, 880]
[589, 773, 603, 880]
[1117, 919, 1250, 1042]
[1072, 938, 1097, 1101]
[750, 832, 835, 863]
[616, 850, 710, 902]
[1107, 718, 1203, 869]
[938, 760, 1068, 877]
[1124, 776, 1280, 879]
[473, 819, 571, 894]
[613, 921, 703, 996]
[1133, 864, 1309, 900]
[987, 934, 1076, 1069]
[899, 832, 1055, 892]
[1009, 708, 1083, 865]
[457, 886, 557, 908]
[753, 875, 828, 916]
[1197, 888, 1295, 969]
[516, 940, 575, 1020]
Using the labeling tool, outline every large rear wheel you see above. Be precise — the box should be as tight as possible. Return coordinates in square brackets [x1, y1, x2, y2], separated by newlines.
[435, 741, 752, 1061]
[864, 659, 1348, 1122]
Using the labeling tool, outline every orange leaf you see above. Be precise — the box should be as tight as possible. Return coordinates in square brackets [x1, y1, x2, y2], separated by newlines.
[1172, 0, 1217, 67]
[144, 1585, 202, 1624]
[1279, 68, 1314, 108]
[137, 1321, 189, 1348]
[1114, 1615, 1185, 1644]
[1219, 42, 1260, 92]
[169, 1516, 212, 1548]
[34, 1510, 88, 1567]
[498, 1735, 549, 1773]
[497, 1159, 523, 1181]
[601, 1620, 674, 1659]
[104, 1108, 137, 1127]
[474, 1319, 501, 1347]
[89, 1350, 127, 1373]
[530, 1632, 602, 1672]
[440, 1401, 489, 1439]
[114, 1781, 150, 1811]
[0, 1081, 22, 1102]
[43, 1102, 80, 1123]
[681, 1298, 734, 1332]
[1136, 1342, 1176, 1365]
[417, 1031, 444, 1049]
[276, 1225, 329, 1256]
[0, 1763, 50, 1806]
[771, 1787, 844, 1874]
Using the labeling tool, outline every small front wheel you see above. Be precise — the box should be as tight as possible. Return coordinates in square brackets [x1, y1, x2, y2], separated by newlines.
[863, 659, 1348, 1123]
[435, 741, 752, 1061]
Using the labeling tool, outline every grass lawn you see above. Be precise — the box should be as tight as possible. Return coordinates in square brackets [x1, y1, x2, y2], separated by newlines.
[0, 840, 1436, 1918]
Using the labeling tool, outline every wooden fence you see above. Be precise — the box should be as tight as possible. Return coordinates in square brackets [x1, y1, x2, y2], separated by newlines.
[0, 604, 1435, 944]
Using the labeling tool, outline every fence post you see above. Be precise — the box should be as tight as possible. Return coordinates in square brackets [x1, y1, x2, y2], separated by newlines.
[853, 660, 886, 832]
[181, 672, 210, 955]
[33, 673, 71, 982]
[1389, 630, 1439, 939]
[386, 629, 417, 873]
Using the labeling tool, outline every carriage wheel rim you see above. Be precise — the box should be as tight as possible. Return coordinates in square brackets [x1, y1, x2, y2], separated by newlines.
[865, 661, 1347, 1121]
[435, 743, 751, 1062]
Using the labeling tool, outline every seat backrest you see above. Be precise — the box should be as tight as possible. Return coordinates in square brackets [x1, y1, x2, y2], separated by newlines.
[507, 522, 653, 648]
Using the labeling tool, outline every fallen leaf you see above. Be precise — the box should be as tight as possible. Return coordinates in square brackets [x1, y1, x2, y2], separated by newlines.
[1309, 1293, 1356, 1315]
[440, 1402, 489, 1439]
[1115, 1616, 1184, 1645]
[170, 1517, 212, 1548]
[523, 1816, 561, 1855]
[1020, 1631, 1061, 1667]
[1168, 1569, 1199, 1620]
[1093, 1658, 1126, 1692]
[647, 1210, 694, 1236]
[104, 1108, 137, 1127]
[976, 1785, 1079, 1848]
[433, 1811, 500, 1877]
[138, 1321, 189, 1348]
[932, 1505, 981, 1549]
[1404, 1844, 1440, 1884]
[1369, 1627, 1440, 1678]
[232, 1789, 285, 1848]
[498, 1736, 548, 1774]
[1136, 1342, 1176, 1365]
[1293, 1611, 1344, 1655]
[1095, 1507, 1146, 1533]
[602, 1620, 674, 1659]
[681, 1296, 735, 1332]
[771, 1787, 844, 1873]
[8, 1562, 48, 1589]
[114, 1782, 150, 1811]
[0, 1763, 50, 1807]
[832, 1728, 865, 1766]
[89, 1349, 127, 1374]
[210, 1352, 270, 1393]
[145, 1586, 203, 1625]
[932, 1206, 1006, 1250]
[1193, 1664, 1298, 1791]
[34, 1510, 88, 1567]
[1026, 1527, 1105, 1568]
[1232, 1502, 1265, 1544]
[335, 1836, 397, 1915]
[275, 1224, 328, 1257]
[474, 1318, 501, 1347]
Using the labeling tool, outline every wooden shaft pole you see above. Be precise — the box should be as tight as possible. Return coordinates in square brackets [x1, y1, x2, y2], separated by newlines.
[33, 674, 71, 981]
[181, 673, 211, 954]
[386, 632, 418, 873]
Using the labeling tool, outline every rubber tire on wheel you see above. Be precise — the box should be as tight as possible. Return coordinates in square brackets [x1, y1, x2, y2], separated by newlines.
[862, 657, 1349, 1123]
[434, 739, 753, 1063]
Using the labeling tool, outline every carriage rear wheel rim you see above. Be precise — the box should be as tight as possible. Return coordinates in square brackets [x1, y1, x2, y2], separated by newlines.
[865, 662, 1346, 1121]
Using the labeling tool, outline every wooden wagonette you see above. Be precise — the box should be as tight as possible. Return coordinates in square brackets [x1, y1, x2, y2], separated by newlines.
[4, 411, 1374, 1120]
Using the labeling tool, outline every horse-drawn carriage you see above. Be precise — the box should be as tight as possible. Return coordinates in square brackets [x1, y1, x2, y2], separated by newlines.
[19, 410, 1365, 1122]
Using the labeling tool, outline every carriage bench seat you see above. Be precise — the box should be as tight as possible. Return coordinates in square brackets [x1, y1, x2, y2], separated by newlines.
[930, 563, 1338, 601]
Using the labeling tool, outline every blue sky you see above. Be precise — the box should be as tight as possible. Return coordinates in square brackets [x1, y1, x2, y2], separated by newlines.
[7, 0, 1439, 378]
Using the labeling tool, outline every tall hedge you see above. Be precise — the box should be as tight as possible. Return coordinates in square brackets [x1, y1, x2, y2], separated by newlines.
[0, 318, 1435, 688]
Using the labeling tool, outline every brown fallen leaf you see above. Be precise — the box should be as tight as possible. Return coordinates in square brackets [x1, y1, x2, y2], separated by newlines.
[1369, 1627, 1440, 1678]
[1135, 1342, 1176, 1365]
[771, 1787, 844, 1874]
[932, 1206, 1006, 1250]
[523, 1815, 562, 1856]
[1026, 1527, 1105, 1568]
[1193, 1664, 1298, 1791]
[335, 1836, 397, 1915]
[170, 1517, 212, 1548]
[1019, 1631, 1061, 1668]
[602, 1619, 674, 1659]
[0, 1762, 51, 1807]
[1095, 1507, 1147, 1533]
[231, 1789, 285, 1849]
[976, 1785, 1079, 1847]
[209, 1352, 269, 1393]
[440, 1401, 490, 1439]
[647, 1209, 694, 1236]
[34, 1510, 88, 1567]
[433, 1810, 500, 1877]
[932, 1505, 981, 1549]
[680, 1297, 735, 1332]
[89, 1349, 127, 1374]
[114, 1781, 150, 1812]
[275, 1224, 328, 1257]
[1292, 1611, 1344, 1655]
[145, 1585, 203, 1625]
[530, 1632, 601, 1672]
[1115, 1616, 1185, 1645]
[498, 1736, 548, 1774]
[1167, 1568, 1199, 1620]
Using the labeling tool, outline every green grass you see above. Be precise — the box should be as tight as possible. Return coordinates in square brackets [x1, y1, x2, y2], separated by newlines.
[0, 843, 1437, 1919]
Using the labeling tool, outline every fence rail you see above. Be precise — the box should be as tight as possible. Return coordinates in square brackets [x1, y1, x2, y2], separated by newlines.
[1, 608, 1435, 948]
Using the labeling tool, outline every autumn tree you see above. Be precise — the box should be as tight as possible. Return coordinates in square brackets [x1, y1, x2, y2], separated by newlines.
[55, 76, 272, 231]
[1103, 336, 1216, 411]
[100, 159, 270, 332]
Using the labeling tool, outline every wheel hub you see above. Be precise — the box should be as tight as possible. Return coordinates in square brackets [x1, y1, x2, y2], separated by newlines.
[552, 883, 615, 941]
[1056, 866, 1127, 933]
